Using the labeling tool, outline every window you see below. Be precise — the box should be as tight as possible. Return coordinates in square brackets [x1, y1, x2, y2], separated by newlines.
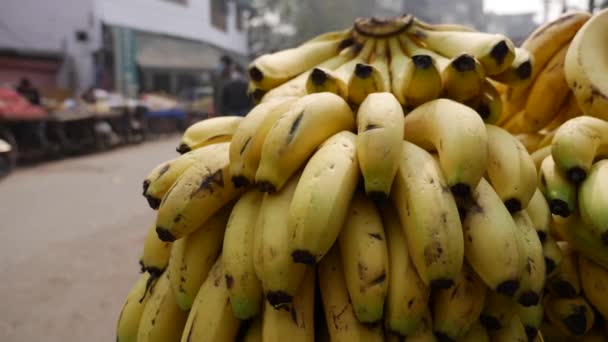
[211, 0, 228, 31]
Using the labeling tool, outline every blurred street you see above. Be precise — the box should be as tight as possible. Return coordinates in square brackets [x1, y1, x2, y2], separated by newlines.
[0, 136, 179, 342]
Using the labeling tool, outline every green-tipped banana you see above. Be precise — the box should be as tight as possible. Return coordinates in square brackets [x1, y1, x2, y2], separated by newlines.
[538, 155, 577, 218]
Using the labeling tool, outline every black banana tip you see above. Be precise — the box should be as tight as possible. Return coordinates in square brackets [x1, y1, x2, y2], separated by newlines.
[601, 232, 608, 246]
[139, 259, 146, 273]
[451, 183, 471, 198]
[145, 195, 162, 210]
[146, 266, 164, 278]
[518, 291, 541, 307]
[524, 326, 538, 341]
[537, 230, 547, 243]
[563, 309, 588, 336]
[142, 180, 150, 196]
[367, 191, 389, 206]
[496, 279, 520, 297]
[156, 227, 176, 242]
[249, 66, 264, 82]
[311, 68, 328, 85]
[412, 55, 433, 69]
[354, 63, 373, 78]
[548, 199, 570, 217]
[257, 181, 276, 194]
[480, 315, 502, 330]
[430, 278, 454, 291]
[266, 291, 293, 309]
[490, 40, 510, 65]
[504, 198, 522, 213]
[552, 280, 577, 298]
[434, 332, 455, 342]
[516, 61, 533, 80]
[249, 88, 266, 103]
[567, 167, 587, 184]
[291, 250, 316, 265]
[452, 54, 476, 72]
[338, 37, 355, 50]
[477, 103, 491, 119]
[176, 143, 190, 154]
[545, 257, 556, 275]
[231, 176, 251, 188]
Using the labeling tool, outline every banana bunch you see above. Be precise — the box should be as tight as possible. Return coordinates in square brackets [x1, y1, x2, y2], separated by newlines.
[115, 13, 608, 342]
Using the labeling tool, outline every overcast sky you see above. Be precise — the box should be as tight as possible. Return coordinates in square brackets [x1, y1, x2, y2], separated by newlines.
[484, 0, 589, 21]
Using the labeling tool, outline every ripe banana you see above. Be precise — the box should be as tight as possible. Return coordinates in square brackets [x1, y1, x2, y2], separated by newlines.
[433, 263, 487, 340]
[137, 272, 187, 342]
[258, 172, 307, 309]
[249, 29, 353, 90]
[492, 48, 534, 85]
[229, 97, 298, 187]
[412, 17, 476, 32]
[512, 212, 546, 307]
[551, 115, 608, 184]
[531, 145, 551, 171]
[459, 321, 491, 342]
[469, 79, 503, 124]
[347, 39, 390, 105]
[391, 140, 463, 289]
[542, 236, 564, 279]
[387, 37, 409, 105]
[553, 215, 608, 269]
[168, 205, 229, 310]
[441, 54, 486, 103]
[515, 133, 544, 153]
[339, 191, 388, 323]
[262, 269, 315, 342]
[408, 27, 515, 75]
[222, 189, 264, 319]
[461, 178, 523, 296]
[578, 160, 608, 245]
[515, 302, 544, 341]
[382, 204, 430, 336]
[356, 92, 404, 200]
[248, 82, 266, 105]
[155, 142, 243, 242]
[479, 291, 516, 331]
[117, 272, 152, 342]
[142, 154, 197, 210]
[543, 293, 595, 338]
[564, 9, 608, 120]
[289, 131, 359, 264]
[526, 188, 563, 276]
[140, 223, 172, 276]
[255, 92, 355, 193]
[547, 241, 581, 298]
[485, 125, 537, 213]
[489, 314, 528, 342]
[177, 116, 243, 154]
[538, 155, 577, 217]
[578, 255, 608, 318]
[397, 310, 435, 342]
[242, 316, 263, 342]
[403, 98, 488, 197]
[544, 94, 581, 132]
[317, 245, 385, 342]
[180, 257, 241, 342]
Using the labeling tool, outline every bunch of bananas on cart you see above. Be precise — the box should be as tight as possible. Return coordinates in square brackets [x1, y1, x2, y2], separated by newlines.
[116, 10, 608, 342]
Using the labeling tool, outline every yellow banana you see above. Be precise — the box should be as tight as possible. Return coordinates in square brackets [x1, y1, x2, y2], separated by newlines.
[255, 92, 354, 193]
[249, 29, 353, 90]
[542, 236, 564, 278]
[382, 204, 430, 336]
[564, 9, 608, 120]
[515, 133, 544, 153]
[356, 92, 404, 200]
[433, 263, 487, 340]
[512, 211, 546, 307]
[543, 293, 595, 338]
[485, 124, 537, 212]
[488, 314, 528, 342]
[391, 140, 464, 289]
[262, 269, 315, 342]
[526, 188, 563, 276]
[516, 302, 544, 342]
[538, 155, 577, 218]
[531, 145, 551, 171]
[469, 79, 503, 124]
[137, 272, 188, 342]
[289, 131, 359, 264]
[441, 54, 486, 103]
[242, 315, 263, 342]
[142, 155, 197, 210]
[347, 39, 390, 105]
[248, 82, 266, 105]
[317, 245, 385, 342]
[399, 310, 436, 342]
[578, 160, 608, 245]
[258, 172, 307, 309]
[547, 241, 581, 298]
[551, 115, 608, 184]
[222, 189, 264, 319]
[155, 142, 243, 242]
[408, 27, 515, 75]
[479, 291, 516, 331]
[117, 272, 152, 342]
[229, 97, 298, 187]
[403, 98, 488, 197]
[168, 205, 230, 310]
[492, 48, 534, 86]
[544, 93, 581, 131]
[177, 116, 243, 154]
[140, 223, 172, 276]
[459, 321, 490, 342]
[578, 255, 608, 318]
[339, 191, 390, 323]
[387, 37, 409, 105]
[180, 257, 241, 342]
[461, 178, 523, 296]
[553, 215, 608, 269]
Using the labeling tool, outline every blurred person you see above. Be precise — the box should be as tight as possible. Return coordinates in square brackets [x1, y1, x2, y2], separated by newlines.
[213, 55, 234, 115]
[15, 78, 48, 148]
[16, 78, 41, 105]
[220, 64, 252, 117]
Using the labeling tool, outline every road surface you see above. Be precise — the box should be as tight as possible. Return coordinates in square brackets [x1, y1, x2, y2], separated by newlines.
[0, 136, 180, 341]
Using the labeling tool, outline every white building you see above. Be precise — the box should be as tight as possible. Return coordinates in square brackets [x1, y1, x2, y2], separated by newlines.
[0, 0, 250, 94]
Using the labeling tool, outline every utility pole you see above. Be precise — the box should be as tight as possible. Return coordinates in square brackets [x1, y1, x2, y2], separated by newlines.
[562, 0, 567, 12]
[589, 0, 596, 12]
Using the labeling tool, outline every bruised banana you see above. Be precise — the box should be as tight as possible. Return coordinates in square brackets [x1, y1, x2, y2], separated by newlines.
[403, 98, 488, 197]
[142, 153, 199, 209]
[578, 160, 608, 245]
[543, 293, 595, 338]
[117, 272, 152, 342]
[177, 116, 243, 154]
[391, 140, 464, 289]
[255, 92, 354, 193]
[538, 155, 577, 218]
[290, 131, 359, 265]
[155, 142, 243, 242]
[356, 92, 404, 200]
[140, 223, 172, 276]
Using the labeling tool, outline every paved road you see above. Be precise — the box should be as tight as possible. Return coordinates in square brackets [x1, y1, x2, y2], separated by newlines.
[0, 136, 180, 341]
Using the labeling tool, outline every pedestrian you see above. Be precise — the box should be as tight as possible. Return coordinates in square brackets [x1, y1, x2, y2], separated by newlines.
[220, 64, 252, 117]
[16, 77, 41, 105]
[213, 55, 233, 116]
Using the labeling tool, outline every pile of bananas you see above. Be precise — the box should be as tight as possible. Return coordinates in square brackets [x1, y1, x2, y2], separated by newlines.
[116, 11, 608, 342]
